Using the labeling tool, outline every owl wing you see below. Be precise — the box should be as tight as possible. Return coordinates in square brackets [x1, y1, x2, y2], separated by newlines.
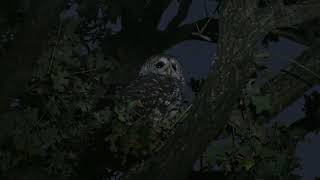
[118, 74, 183, 131]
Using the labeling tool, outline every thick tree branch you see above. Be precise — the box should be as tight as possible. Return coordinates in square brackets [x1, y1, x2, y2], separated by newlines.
[126, 1, 268, 179]
[262, 41, 320, 117]
[142, 0, 173, 29]
[270, 17, 320, 46]
[289, 91, 320, 132]
[161, 1, 320, 47]
[166, 0, 192, 31]
[223, 40, 320, 142]
[272, 27, 313, 46]
[270, 2, 320, 28]
[125, 1, 320, 180]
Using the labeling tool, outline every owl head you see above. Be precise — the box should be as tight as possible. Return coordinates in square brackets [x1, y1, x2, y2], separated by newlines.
[139, 54, 184, 81]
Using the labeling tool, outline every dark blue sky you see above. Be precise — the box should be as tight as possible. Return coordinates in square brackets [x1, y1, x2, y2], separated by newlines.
[159, 0, 320, 179]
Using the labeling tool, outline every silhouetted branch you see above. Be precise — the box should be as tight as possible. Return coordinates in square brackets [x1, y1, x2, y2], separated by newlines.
[272, 27, 312, 46]
[165, 17, 219, 45]
[261, 41, 320, 117]
[125, 1, 320, 179]
[292, 91, 320, 128]
[166, 0, 192, 31]
[142, 0, 173, 29]
[271, 2, 320, 28]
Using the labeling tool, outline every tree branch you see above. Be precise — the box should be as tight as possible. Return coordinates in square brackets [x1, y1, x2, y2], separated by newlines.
[167, 17, 219, 43]
[270, 2, 320, 28]
[272, 27, 313, 46]
[261, 41, 320, 117]
[160, 1, 320, 47]
[125, 1, 320, 180]
[142, 0, 173, 29]
[166, 0, 192, 31]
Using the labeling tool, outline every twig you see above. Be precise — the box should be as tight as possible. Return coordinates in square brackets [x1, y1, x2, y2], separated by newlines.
[289, 59, 320, 81]
[192, 17, 214, 41]
[195, 23, 200, 33]
[48, 21, 63, 73]
[71, 68, 98, 75]
[280, 69, 313, 87]
[200, 17, 212, 34]
[177, 104, 193, 122]
[191, 32, 212, 41]
[259, 54, 320, 82]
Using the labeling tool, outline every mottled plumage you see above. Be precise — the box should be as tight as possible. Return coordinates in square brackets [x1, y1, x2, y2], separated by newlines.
[118, 54, 185, 134]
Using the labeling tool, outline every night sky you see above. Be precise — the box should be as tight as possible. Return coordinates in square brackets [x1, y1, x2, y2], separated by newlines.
[160, 0, 320, 179]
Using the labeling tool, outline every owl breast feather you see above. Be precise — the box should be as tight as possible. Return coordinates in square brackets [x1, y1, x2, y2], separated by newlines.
[118, 74, 183, 130]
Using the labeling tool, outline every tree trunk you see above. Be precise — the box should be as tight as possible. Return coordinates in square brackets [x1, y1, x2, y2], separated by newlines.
[126, 1, 320, 179]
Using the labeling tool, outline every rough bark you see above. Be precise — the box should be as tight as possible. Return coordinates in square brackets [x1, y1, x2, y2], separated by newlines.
[126, 1, 320, 180]
[1, 0, 320, 179]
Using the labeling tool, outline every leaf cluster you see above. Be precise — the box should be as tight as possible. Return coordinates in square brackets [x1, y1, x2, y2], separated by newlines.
[0, 24, 116, 177]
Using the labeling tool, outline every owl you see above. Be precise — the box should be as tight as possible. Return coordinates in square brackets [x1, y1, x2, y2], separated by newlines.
[77, 55, 186, 178]
[118, 54, 185, 134]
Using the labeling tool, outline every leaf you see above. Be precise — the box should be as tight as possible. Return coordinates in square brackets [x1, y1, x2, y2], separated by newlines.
[127, 100, 140, 109]
[117, 112, 126, 122]
[76, 101, 92, 112]
[93, 51, 109, 69]
[51, 70, 70, 92]
[229, 109, 243, 128]
[40, 127, 59, 149]
[24, 107, 39, 123]
[246, 79, 261, 96]
[93, 108, 111, 124]
[203, 141, 228, 164]
[251, 94, 272, 114]
[13, 134, 27, 151]
[27, 135, 45, 156]
[47, 97, 61, 116]
[238, 145, 252, 157]
[242, 159, 255, 171]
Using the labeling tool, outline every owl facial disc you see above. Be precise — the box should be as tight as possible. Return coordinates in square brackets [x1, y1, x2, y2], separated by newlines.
[139, 54, 184, 81]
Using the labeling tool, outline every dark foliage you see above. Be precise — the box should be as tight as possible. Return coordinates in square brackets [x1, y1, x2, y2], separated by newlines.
[0, 0, 320, 179]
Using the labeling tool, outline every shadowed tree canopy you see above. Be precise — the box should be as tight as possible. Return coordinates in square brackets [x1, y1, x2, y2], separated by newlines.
[0, 0, 320, 180]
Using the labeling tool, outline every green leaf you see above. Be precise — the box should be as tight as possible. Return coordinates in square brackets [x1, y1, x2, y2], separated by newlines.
[117, 112, 126, 122]
[127, 100, 140, 109]
[246, 79, 261, 96]
[47, 97, 60, 116]
[204, 141, 228, 164]
[51, 70, 70, 92]
[251, 94, 272, 114]
[93, 108, 111, 124]
[76, 101, 92, 112]
[242, 159, 255, 171]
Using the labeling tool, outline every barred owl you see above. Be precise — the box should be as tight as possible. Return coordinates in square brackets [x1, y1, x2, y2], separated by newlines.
[77, 55, 186, 178]
[118, 54, 185, 134]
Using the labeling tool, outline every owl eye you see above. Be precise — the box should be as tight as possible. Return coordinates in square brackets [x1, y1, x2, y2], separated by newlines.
[155, 61, 165, 68]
